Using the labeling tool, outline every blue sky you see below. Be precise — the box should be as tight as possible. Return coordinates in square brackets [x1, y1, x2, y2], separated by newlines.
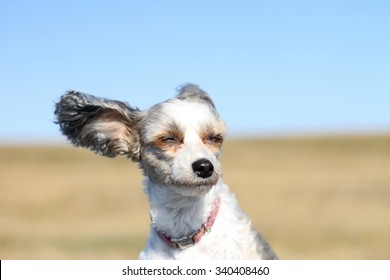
[0, 0, 389, 143]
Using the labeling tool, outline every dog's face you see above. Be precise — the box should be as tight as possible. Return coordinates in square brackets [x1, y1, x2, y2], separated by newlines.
[55, 84, 227, 195]
[140, 98, 226, 193]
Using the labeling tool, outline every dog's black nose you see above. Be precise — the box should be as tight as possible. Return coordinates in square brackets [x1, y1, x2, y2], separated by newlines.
[192, 159, 214, 178]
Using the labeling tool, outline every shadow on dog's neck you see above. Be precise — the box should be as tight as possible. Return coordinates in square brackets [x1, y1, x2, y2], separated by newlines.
[144, 179, 221, 239]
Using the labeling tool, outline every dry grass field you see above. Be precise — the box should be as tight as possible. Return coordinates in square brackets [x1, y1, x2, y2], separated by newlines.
[1, 134, 389, 259]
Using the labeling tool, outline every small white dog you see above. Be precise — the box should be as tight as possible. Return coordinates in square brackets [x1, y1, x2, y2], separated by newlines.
[55, 84, 277, 259]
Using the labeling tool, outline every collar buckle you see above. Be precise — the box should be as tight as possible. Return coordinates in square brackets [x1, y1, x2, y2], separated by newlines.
[171, 233, 196, 249]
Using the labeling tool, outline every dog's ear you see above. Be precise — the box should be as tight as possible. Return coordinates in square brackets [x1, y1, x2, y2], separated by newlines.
[176, 84, 216, 110]
[54, 91, 144, 161]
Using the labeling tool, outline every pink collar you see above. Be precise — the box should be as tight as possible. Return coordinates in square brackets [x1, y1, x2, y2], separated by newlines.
[154, 197, 220, 249]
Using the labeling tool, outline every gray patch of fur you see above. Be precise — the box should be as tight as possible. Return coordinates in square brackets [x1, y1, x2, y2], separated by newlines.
[176, 84, 216, 110]
[254, 231, 278, 260]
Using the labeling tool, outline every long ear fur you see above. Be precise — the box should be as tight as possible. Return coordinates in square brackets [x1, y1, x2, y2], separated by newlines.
[54, 91, 143, 160]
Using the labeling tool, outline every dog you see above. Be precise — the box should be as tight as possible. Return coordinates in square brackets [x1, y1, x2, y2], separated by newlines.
[54, 84, 277, 259]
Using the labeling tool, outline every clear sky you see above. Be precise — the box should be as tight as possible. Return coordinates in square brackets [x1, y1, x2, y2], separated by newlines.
[1, 0, 389, 143]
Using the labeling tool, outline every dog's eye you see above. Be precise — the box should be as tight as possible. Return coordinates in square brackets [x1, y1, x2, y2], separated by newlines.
[160, 136, 180, 144]
[206, 135, 224, 144]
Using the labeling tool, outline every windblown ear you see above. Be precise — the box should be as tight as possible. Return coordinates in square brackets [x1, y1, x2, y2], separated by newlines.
[176, 84, 216, 110]
[54, 91, 144, 160]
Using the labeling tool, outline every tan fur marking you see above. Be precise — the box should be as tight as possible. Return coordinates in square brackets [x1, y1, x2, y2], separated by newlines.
[152, 125, 184, 155]
[201, 122, 227, 151]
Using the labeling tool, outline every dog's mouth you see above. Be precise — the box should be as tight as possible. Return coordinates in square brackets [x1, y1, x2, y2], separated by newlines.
[165, 178, 218, 197]
[167, 172, 219, 188]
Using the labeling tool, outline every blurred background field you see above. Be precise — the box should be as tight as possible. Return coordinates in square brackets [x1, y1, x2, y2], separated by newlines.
[0, 134, 389, 259]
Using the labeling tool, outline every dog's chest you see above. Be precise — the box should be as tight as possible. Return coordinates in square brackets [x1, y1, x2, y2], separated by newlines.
[141, 203, 256, 259]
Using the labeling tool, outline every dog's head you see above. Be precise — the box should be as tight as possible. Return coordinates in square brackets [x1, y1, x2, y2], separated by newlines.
[55, 84, 227, 195]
